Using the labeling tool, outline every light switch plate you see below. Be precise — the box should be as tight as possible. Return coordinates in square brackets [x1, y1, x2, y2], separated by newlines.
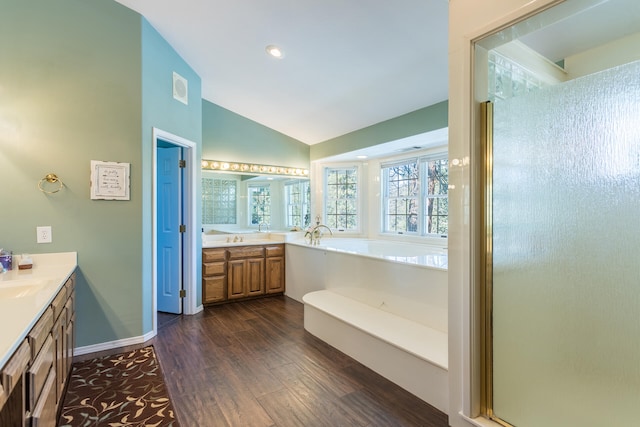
[37, 226, 52, 243]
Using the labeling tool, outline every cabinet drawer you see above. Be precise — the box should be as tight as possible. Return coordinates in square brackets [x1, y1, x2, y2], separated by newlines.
[65, 273, 75, 300]
[203, 248, 227, 262]
[203, 261, 225, 276]
[228, 246, 264, 259]
[30, 369, 56, 427]
[51, 287, 67, 321]
[27, 335, 53, 411]
[1, 339, 30, 394]
[265, 245, 284, 257]
[28, 307, 53, 359]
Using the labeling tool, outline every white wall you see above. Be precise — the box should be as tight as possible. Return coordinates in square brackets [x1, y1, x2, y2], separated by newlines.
[447, 1, 560, 426]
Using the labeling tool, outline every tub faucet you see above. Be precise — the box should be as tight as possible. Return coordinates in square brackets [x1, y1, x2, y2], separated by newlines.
[305, 221, 333, 245]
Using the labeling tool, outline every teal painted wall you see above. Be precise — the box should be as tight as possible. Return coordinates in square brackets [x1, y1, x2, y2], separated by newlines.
[310, 100, 448, 160]
[202, 100, 309, 169]
[0, 0, 144, 347]
[141, 19, 203, 327]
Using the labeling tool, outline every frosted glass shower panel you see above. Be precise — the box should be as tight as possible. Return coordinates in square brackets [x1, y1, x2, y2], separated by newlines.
[492, 60, 640, 427]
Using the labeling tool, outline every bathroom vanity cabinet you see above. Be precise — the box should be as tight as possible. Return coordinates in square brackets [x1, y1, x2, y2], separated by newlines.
[202, 244, 285, 305]
[0, 270, 75, 427]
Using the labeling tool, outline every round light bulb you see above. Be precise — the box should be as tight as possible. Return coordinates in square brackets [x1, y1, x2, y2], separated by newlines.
[266, 45, 284, 59]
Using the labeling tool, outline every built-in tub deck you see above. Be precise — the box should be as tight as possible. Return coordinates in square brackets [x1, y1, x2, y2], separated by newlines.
[286, 238, 449, 412]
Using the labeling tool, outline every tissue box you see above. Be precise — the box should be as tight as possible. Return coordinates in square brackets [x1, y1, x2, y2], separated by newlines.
[18, 255, 33, 270]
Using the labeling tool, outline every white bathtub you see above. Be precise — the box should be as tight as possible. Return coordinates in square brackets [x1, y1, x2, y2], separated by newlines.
[286, 238, 448, 331]
[285, 238, 449, 412]
[293, 238, 448, 269]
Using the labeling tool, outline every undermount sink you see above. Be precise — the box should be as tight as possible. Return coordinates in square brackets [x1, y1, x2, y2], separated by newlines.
[0, 279, 48, 299]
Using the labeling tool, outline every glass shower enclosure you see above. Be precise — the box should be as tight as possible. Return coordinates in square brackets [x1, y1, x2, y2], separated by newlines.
[488, 58, 640, 427]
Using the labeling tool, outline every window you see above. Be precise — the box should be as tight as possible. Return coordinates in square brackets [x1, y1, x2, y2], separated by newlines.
[424, 157, 448, 235]
[284, 180, 311, 228]
[324, 167, 358, 230]
[202, 177, 236, 224]
[383, 160, 419, 233]
[248, 184, 271, 226]
[382, 153, 448, 237]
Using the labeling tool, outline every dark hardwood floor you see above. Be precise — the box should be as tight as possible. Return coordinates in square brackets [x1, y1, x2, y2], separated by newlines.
[77, 296, 449, 427]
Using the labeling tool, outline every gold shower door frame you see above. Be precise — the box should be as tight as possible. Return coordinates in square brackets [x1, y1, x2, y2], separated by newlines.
[478, 100, 511, 426]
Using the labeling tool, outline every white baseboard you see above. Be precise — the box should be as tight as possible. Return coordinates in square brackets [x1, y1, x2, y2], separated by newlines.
[74, 330, 157, 356]
[189, 304, 204, 315]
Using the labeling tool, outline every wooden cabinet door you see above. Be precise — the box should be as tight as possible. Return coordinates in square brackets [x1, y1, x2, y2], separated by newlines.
[203, 276, 226, 303]
[246, 258, 265, 296]
[227, 260, 246, 299]
[65, 314, 75, 380]
[30, 369, 56, 427]
[265, 256, 285, 294]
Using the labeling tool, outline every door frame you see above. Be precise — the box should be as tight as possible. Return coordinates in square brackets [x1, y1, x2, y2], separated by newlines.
[152, 128, 198, 334]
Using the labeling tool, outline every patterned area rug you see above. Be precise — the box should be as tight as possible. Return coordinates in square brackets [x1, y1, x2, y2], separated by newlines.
[58, 346, 179, 427]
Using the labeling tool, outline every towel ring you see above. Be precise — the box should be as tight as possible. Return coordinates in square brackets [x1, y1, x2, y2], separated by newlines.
[38, 173, 64, 194]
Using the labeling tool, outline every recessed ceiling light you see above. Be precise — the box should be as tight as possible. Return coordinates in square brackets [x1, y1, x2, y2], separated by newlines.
[356, 155, 368, 159]
[265, 44, 284, 59]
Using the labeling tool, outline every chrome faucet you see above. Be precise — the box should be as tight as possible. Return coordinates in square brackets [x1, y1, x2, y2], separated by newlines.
[305, 216, 333, 245]
[258, 222, 270, 232]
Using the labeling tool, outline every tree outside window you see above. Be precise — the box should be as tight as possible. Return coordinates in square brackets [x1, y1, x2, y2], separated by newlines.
[382, 154, 448, 237]
[384, 161, 419, 233]
[424, 158, 448, 236]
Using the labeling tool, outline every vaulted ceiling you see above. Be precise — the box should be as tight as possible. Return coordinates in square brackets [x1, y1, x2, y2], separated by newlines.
[113, 0, 639, 147]
[113, 0, 449, 145]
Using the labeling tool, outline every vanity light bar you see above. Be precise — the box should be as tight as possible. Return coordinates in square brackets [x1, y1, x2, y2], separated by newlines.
[201, 159, 309, 176]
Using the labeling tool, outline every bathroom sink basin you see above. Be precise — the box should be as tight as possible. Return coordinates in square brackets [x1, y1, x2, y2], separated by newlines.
[0, 279, 48, 299]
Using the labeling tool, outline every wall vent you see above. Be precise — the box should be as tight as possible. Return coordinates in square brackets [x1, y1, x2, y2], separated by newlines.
[395, 146, 423, 153]
[173, 72, 188, 105]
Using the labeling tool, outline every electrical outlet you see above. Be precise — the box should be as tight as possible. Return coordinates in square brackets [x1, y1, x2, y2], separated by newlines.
[37, 226, 52, 243]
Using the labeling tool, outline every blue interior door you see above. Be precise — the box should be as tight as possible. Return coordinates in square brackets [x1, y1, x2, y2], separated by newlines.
[157, 145, 183, 314]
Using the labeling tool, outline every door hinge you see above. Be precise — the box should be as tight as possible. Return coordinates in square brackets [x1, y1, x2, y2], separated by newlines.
[179, 224, 186, 233]
[179, 159, 186, 168]
[179, 289, 186, 298]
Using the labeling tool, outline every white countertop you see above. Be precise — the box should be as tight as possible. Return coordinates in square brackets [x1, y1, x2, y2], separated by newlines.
[0, 252, 77, 368]
[202, 231, 303, 248]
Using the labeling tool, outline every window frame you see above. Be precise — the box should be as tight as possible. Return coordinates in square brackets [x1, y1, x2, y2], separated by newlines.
[381, 158, 420, 235]
[247, 183, 272, 228]
[323, 165, 361, 232]
[284, 179, 311, 228]
[380, 151, 448, 238]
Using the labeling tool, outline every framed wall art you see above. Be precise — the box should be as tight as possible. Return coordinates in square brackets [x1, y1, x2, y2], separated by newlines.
[90, 160, 130, 200]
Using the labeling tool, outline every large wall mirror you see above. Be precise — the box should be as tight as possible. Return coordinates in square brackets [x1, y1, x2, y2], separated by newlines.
[202, 166, 310, 233]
